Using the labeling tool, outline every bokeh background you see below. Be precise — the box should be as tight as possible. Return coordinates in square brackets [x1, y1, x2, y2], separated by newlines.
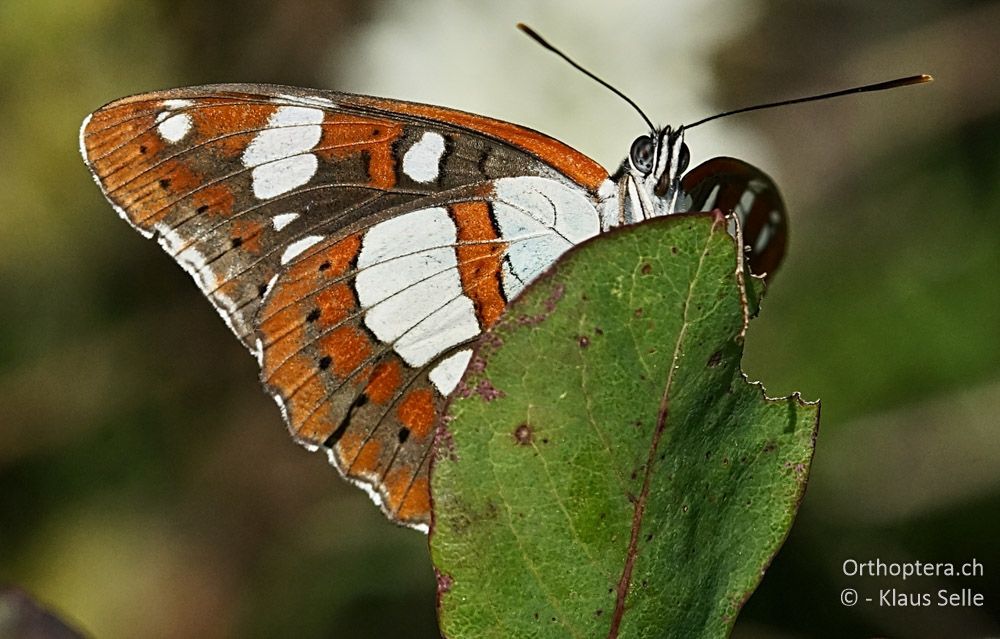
[1, 0, 998, 637]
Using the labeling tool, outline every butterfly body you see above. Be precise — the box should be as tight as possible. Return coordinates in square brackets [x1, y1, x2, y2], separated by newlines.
[81, 84, 785, 530]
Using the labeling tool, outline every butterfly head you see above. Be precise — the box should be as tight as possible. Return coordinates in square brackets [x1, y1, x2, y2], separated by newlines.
[626, 126, 691, 216]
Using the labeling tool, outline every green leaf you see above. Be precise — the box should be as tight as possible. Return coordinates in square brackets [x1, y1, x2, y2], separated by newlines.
[430, 213, 818, 639]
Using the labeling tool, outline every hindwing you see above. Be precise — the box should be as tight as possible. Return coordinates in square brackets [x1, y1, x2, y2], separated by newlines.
[681, 156, 787, 278]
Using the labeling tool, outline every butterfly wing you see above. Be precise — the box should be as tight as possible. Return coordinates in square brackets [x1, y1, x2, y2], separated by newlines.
[681, 157, 788, 279]
[80, 84, 612, 528]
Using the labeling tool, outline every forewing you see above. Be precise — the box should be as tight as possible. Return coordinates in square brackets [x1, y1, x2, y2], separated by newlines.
[80, 84, 611, 528]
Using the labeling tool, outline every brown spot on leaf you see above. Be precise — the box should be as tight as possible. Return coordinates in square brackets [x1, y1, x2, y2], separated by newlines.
[475, 378, 505, 402]
[640, 262, 652, 275]
[433, 422, 458, 463]
[545, 283, 565, 310]
[517, 313, 547, 326]
[453, 380, 472, 399]
[481, 332, 504, 348]
[435, 569, 454, 593]
[513, 423, 533, 445]
[467, 355, 487, 373]
[707, 350, 723, 367]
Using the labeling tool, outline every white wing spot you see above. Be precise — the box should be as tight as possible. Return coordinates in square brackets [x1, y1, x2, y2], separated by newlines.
[260, 273, 280, 303]
[402, 131, 446, 183]
[702, 184, 722, 212]
[276, 93, 336, 108]
[154, 99, 195, 143]
[754, 222, 774, 254]
[492, 177, 601, 298]
[738, 189, 757, 216]
[243, 106, 325, 199]
[156, 113, 192, 143]
[271, 212, 299, 231]
[280, 235, 324, 265]
[356, 208, 480, 367]
[251, 155, 319, 200]
[429, 349, 474, 395]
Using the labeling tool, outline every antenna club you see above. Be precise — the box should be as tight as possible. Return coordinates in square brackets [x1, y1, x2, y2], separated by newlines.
[517, 23, 551, 50]
[684, 73, 935, 130]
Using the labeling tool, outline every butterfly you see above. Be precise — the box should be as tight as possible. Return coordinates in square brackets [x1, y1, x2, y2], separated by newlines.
[79, 81, 787, 531]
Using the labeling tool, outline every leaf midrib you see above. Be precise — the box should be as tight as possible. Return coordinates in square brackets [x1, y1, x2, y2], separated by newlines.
[607, 223, 720, 638]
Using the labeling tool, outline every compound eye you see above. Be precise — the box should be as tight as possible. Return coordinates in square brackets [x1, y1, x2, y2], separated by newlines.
[629, 135, 655, 174]
[677, 142, 691, 174]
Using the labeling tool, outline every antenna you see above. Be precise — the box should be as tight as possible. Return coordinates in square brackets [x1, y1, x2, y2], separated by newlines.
[518, 23, 656, 133]
[684, 74, 933, 129]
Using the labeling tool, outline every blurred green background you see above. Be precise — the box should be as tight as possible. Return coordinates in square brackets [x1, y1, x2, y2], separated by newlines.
[1, 0, 997, 637]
